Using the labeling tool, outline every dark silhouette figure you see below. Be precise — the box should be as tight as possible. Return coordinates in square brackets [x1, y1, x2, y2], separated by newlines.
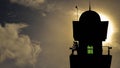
[70, 41, 79, 55]
[69, 10, 112, 68]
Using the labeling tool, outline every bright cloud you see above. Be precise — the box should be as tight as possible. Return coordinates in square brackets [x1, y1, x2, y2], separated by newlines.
[0, 23, 41, 66]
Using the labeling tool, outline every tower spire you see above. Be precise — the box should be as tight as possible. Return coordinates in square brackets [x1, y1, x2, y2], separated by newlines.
[89, 0, 91, 10]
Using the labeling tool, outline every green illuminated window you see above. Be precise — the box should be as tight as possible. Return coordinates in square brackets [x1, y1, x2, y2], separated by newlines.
[87, 45, 93, 54]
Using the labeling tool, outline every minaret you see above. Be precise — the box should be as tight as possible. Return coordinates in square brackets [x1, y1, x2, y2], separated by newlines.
[69, 4, 112, 68]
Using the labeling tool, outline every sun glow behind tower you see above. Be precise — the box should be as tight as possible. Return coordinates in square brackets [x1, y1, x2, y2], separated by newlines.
[73, 11, 114, 45]
[99, 13, 114, 44]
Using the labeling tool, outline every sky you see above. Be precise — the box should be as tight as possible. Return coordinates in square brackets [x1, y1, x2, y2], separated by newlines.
[0, 0, 120, 68]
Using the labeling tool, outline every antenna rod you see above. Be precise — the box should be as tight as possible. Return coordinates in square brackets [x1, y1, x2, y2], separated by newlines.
[89, 0, 91, 10]
[75, 6, 78, 20]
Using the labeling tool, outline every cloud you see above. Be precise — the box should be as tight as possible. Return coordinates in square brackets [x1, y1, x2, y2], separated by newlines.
[10, 0, 45, 8]
[0, 23, 41, 66]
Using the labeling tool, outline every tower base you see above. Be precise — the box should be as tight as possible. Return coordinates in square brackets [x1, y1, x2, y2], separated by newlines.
[70, 55, 112, 68]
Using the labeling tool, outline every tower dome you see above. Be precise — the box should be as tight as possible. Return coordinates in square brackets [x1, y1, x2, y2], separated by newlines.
[79, 10, 101, 23]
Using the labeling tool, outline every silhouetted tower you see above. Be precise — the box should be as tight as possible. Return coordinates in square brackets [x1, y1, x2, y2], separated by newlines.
[69, 9, 112, 68]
